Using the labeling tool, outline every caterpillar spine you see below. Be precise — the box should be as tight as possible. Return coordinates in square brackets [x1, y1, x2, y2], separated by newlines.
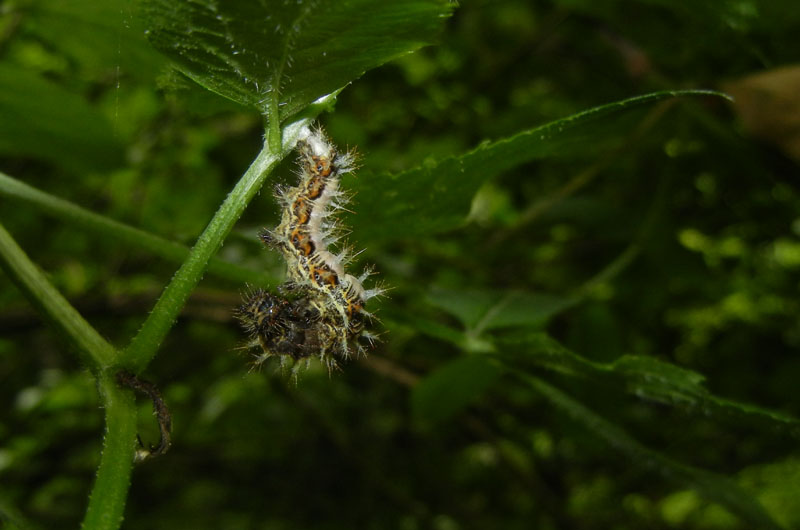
[237, 125, 383, 373]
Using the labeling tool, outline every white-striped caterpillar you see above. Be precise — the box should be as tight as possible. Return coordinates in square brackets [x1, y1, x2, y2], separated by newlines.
[237, 126, 382, 372]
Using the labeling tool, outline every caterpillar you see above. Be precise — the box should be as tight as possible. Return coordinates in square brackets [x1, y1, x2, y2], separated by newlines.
[236, 126, 382, 373]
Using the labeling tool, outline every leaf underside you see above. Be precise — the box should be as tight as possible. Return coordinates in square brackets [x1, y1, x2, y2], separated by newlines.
[141, 0, 454, 121]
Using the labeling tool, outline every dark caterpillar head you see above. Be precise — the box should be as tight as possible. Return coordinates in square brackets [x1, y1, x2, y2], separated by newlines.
[236, 289, 290, 335]
[238, 289, 329, 361]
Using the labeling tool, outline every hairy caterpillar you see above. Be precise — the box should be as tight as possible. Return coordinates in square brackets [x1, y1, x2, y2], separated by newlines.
[236, 126, 382, 372]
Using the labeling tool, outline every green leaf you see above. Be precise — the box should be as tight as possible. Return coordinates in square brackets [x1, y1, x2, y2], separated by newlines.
[739, 456, 800, 528]
[0, 64, 124, 173]
[24, 0, 165, 80]
[524, 375, 784, 530]
[427, 287, 577, 333]
[498, 333, 800, 437]
[141, 0, 454, 121]
[402, 312, 478, 350]
[347, 90, 728, 242]
[409, 318, 800, 437]
[412, 355, 505, 425]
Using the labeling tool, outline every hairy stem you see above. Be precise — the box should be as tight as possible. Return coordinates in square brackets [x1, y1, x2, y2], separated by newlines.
[0, 171, 276, 286]
[121, 120, 313, 372]
[81, 373, 138, 530]
[0, 222, 117, 367]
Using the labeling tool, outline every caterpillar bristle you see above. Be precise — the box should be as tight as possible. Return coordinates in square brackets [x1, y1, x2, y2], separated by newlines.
[236, 125, 382, 375]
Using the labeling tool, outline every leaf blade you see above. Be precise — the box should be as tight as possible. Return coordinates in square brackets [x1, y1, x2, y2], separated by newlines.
[524, 375, 784, 530]
[0, 64, 124, 173]
[427, 287, 578, 332]
[348, 90, 728, 242]
[141, 0, 454, 119]
[498, 333, 800, 437]
[412, 355, 505, 425]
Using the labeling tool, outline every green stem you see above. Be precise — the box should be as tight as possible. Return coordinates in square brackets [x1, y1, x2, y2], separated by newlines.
[0, 222, 117, 367]
[121, 120, 312, 372]
[0, 171, 275, 286]
[81, 373, 138, 530]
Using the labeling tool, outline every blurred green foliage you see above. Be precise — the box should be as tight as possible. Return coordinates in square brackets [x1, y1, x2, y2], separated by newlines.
[1, 0, 800, 529]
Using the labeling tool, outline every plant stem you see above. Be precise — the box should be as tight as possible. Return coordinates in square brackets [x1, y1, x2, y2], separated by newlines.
[0, 171, 276, 286]
[0, 222, 117, 367]
[81, 372, 138, 530]
[120, 120, 312, 372]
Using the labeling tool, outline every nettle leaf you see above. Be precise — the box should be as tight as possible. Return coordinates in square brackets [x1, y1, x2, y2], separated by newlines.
[409, 318, 800, 437]
[141, 0, 454, 121]
[427, 287, 577, 333]
[26, 0, 165, 80]
[499, 333, 800, 438]
[526, 375, 784, 530]
[347, 90, 727, 242]
[408, 325, 792, 526]
[411, 355, 505, 426]
[0, 65, 124, 174]
[739, 456, 800, 528]
[387, 288, 575, 355]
